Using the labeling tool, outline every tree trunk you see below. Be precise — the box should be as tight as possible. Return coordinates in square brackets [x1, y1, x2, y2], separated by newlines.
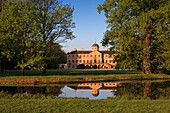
[22, 67, 24, 76]
[43, 68, 46, 73]
[0, 63, 3, 72]
[21, 59, 24, 76]
[142, 33, 152, 74]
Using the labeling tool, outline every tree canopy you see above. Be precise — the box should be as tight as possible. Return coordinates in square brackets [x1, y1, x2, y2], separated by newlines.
[35, 0, 75, 73]
[0, 0, 75, 75]
[98, 0, 169, 73]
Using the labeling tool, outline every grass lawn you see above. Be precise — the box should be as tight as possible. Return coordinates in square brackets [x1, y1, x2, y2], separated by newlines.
[0, 69, 143, 76]
[0, 69, 169, 85]
[0, 98, 170, 113]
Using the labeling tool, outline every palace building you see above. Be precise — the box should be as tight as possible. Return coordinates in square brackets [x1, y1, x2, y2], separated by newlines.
[67, 42, 117, 69]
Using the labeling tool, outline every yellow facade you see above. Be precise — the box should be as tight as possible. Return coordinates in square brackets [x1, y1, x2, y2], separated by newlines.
[67, 42, 117, 69]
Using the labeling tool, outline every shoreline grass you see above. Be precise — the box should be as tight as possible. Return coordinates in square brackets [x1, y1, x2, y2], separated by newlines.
[0, 98, 170, 113]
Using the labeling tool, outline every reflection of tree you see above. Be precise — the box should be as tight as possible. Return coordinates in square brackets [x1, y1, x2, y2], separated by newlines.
[0, 86, 63, 97]
[25, 87, 45, 95]
[144, 82, 151, 98]
[0, 86, 18, 95]
[46, 86, 63, 96]
[116, 83, 144, 97]
[115, 81, 170, 99]
[151, 81, 170, 99]
[24, 86, 63, 96]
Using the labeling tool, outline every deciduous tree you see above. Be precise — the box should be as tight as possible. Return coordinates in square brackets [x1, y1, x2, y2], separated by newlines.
[98, 0, 169, 73]
[0, 0, 46, 76]
[35, 0, 75, 73]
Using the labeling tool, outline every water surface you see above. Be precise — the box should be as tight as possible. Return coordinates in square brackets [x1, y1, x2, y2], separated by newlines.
[0, 80, 169, 99]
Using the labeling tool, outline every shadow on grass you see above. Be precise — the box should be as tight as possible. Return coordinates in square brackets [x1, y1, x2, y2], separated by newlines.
[0, 69, 142, 77]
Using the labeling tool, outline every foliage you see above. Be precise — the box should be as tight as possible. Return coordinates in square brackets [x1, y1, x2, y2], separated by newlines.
[0, 0, 75, 74]
[0, 0, 46, 75]
[34, 0, 75, 72]
[98, 0, 169, 74]
[46, 43, 67, 69]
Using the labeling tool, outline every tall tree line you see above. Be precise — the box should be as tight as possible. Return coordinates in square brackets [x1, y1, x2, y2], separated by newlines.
[98, 0, 169, 74]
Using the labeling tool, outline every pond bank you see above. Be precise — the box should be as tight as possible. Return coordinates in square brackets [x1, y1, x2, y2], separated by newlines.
[0, 74, 170, 85]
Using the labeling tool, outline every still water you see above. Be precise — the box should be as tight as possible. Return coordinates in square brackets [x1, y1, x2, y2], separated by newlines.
[0, 80, 169, 99]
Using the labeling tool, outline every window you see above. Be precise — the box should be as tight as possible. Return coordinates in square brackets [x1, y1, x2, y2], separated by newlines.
[98, 55, 100, 57]
[76, 55, 78, 57]
[69, 60, 70, 63]
[83, 55, 85, 57]
[90, 60, 92, 63]
[87, 55, 89, 57]
[91, 55, 92, 57]
[80, 60, 81, 63]
[72, 55, 74, 57]
[94, 60, 96, 63]
[106, 60, 107, 63]
[95, 55, 96, 57]
[106, 55, 107, 57]
[98, 60, 100, 63]
[83, 60, 85, 63]
[72, 65, 74, 68]
[110, 60, 112, 63]
[69, 55, 70, 57]
[72, 60, 74, 63]
[76, 60, 78, 63]
[87, 60, 89, 63]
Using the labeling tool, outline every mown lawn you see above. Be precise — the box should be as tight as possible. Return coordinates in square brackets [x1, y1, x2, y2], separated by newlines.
[0, 69, 169, 85]
[0, 98, 170, 113]
[0, 69, 142, 76]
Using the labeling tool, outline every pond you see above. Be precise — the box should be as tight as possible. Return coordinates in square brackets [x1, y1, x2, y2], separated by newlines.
[0, 80, 169, 99]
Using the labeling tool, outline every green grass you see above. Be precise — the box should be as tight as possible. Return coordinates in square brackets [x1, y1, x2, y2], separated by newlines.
[0, 70, 169, 85]
[0, 98, 169, 113]
[0, 69, 142, 76]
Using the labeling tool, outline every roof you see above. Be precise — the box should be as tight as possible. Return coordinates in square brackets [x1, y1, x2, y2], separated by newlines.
[92, 41, 99, 48]
[92, 43, 99, 48]
[67, 51, 92, 54]
[67, 51, 110, 54]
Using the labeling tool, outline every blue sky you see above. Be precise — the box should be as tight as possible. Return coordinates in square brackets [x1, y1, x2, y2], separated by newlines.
[61, 0, 107, 52]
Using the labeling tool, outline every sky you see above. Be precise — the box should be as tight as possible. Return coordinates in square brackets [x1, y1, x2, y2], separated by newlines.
[61, 0, 107, 52]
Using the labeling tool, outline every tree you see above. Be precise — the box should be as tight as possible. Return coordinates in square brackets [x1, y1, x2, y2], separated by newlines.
[46, 43, 67, 69]
[0, 0, 46, 76]
[0, 0, 6, 71]
[35, 0, 75, 73]
[98, 0, 169, 74]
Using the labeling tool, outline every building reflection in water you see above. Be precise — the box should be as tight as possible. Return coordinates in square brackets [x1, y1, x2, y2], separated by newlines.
[67, 82, 120, 99]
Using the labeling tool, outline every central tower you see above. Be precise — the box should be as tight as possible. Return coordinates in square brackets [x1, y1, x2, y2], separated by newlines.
[91, 41, 99, 51]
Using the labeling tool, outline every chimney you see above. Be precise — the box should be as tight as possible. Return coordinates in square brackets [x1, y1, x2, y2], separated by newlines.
[107, 48, 109, 51]
[82, 48, 84, 51]
[74, 48, 77, 51]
